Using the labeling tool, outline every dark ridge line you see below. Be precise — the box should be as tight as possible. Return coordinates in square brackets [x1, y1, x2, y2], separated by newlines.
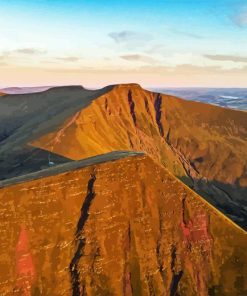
[170, 270, 183, 296]
[75, 174, 96, 239]
[181, 195, 187, 226]
[156, 210, 166, 285]
[189, 160, 200, 174]
[144, 96, 151, 116]
[170, 246, 183, 296]
[69, 173, 96, 295]
[105, 97, 108, 111]
[128, 90, 137, 126]
[146, 273, 155, 296]
[123, 223, 133, 296]
[156, 243, 166, 285]
[166, 127, 171, 144]
[181, 195, 192, 251]
[154, 93, 164, 137]
[127, 131, 134, 149]
[0, 151, 144, 188]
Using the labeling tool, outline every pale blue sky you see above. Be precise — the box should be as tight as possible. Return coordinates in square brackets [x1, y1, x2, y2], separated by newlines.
[0, 0, 247, 87]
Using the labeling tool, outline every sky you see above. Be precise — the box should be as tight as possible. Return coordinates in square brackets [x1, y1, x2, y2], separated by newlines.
[0, 0, 247, 88]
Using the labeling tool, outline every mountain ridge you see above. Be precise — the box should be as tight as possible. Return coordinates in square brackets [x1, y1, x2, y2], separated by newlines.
[28, 83, 247, 229]
[2, 83, 247, 112]
[0, 83, 246, 228]
[0, 153, 246, 295]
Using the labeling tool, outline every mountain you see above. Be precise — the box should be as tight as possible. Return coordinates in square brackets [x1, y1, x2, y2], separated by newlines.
[0, 83, 246, 295]
[0, 152, 246, 295]
[20, 83, 246, 229]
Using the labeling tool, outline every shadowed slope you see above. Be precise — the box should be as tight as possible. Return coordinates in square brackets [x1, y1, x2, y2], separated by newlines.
[31, 84, 247, 229]
[0, 151, 143, 188]
[0, 147, 71, 181]
[0, 85, 114, 180]
[0, 85, 113, 146]
[0, 154, 246, 295]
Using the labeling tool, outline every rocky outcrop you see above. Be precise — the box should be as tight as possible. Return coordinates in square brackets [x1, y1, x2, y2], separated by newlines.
[128, 90, 137, 126]
[154, 93, 164, 137]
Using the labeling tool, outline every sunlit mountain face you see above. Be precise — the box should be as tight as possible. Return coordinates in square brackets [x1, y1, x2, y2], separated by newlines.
[152, 88, 247, 110]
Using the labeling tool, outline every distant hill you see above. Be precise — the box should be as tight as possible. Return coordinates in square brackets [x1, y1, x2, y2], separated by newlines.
[0, 86, 54, 94]
[151, 87, 247, 110]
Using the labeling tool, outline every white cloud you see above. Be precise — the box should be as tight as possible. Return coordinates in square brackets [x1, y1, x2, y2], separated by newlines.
[108, 31, 148, 43]
[55, 57, 81, 62]
[119, 54, 156, 64]
[108, 30, 152, 50]
[15, 48, 46, 55]
[204, 54, 247, 63]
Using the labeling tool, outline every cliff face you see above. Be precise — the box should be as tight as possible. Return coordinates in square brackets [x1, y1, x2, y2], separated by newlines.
[31, 84, 247, 228]
[0, 154, 246, 296]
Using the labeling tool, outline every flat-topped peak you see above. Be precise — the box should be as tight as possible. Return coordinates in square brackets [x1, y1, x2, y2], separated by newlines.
[112, 83, 144, 90]
[45, 85, 85, 92]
